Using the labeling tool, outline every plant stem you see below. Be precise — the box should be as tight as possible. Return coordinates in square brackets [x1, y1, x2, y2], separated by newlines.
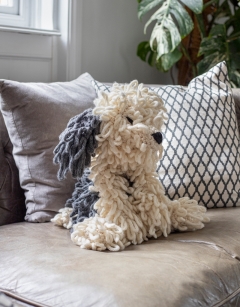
[180, 43, 197, 77]
[170, 66, 176, 85]
[195, 13, 206, 38]
[205, 0, 219, 34]
[226, 40, 230, 62]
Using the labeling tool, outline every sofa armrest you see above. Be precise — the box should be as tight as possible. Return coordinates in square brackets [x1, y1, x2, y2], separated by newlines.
[232, 88, 240, 133]
[0, 111, 26, 226]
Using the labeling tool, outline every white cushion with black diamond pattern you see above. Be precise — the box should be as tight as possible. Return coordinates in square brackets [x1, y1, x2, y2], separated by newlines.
[92, 62, 240, 208]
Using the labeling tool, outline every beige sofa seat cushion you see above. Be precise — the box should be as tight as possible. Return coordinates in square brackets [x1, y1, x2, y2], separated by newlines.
[0, 208, 240, 307]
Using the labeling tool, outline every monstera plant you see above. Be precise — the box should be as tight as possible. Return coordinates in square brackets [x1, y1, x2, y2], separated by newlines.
[137, 0, 240, 86]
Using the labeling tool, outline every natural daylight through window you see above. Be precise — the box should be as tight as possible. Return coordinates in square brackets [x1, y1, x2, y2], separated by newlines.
[0, 0, 13, 6]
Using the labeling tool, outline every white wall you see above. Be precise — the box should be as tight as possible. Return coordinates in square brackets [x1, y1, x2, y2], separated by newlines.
[0, 31, 55, 82]
[80, 0, 172, 84]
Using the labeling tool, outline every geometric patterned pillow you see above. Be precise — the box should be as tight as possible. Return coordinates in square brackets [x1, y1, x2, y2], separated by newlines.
[92, 62, 240, 208]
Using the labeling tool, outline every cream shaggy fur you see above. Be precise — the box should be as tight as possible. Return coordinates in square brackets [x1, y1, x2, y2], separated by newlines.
[52, 80, 210, 251]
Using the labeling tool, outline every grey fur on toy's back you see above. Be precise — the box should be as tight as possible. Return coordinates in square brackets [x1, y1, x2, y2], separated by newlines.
[53, 108, 101, 225]
[66, 168, 99, 226]
[53, 109, 101, 180]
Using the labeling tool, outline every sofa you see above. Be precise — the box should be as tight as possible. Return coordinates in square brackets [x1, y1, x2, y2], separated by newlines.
[0, 65, 240, 307]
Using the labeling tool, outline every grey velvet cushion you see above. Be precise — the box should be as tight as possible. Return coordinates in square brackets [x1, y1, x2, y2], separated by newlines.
[0, 73, 96, 222]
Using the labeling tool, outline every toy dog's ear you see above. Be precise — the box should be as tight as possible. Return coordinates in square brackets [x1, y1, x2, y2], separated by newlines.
[53, 109, 101, 180]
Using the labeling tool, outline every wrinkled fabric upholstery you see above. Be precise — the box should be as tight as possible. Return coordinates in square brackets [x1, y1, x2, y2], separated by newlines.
[0, 112, 25, 226]
[0, 208, 240, 307]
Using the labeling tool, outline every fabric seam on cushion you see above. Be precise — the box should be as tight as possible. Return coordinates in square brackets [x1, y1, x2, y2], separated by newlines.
[0, 289, 50, 307]
[2, 135, 10, 150]
[171, 239, 240, 261]
[11, 109, 36, 203]
[213, 286, 240, 307]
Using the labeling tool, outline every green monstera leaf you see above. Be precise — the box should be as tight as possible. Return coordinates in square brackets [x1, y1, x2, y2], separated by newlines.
[138, 0, 203, 60]
[137, 41, 182, 72]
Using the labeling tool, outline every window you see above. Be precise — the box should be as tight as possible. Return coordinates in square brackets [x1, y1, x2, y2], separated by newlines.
[0, 0, 58, 32]
[0, 0, 19, 15]
[0, 0, 13, 5]
[31, 0, 58, 31]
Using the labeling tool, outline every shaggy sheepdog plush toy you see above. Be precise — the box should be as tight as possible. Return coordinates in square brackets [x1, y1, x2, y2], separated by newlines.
[52, 80, 209, 251]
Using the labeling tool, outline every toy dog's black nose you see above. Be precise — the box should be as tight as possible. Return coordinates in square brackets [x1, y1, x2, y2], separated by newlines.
[152, 132, 162, 144]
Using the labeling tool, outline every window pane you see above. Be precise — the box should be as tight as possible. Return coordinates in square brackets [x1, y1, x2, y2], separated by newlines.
[0, 0, 13, 7]
[0, 0, 18, 15]
[0, 0, 58, 30]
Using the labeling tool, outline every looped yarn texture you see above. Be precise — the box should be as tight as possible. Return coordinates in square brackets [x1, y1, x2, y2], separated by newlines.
[52, 80, 210, 251]
[53, 109, 101, 180]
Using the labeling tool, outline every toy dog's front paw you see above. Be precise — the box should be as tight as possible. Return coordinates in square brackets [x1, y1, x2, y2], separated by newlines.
[51, 207, 73, 229]
[71, 216, 130, 251]
[170, 198, 210, 232]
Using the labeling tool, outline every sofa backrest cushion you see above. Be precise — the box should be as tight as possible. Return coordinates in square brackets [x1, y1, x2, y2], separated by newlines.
[0, 73, 97, 223]
[0, 112, 25, 226]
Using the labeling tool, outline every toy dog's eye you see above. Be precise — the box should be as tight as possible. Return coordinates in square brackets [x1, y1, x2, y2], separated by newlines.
[126, 117, 133, 124]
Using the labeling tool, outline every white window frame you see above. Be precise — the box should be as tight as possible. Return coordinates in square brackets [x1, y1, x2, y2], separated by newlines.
[0, 0, 59, 34]
[0, 0, 31, 28]
[30, 0, 58, 31]
[0, 0, 19, 15]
